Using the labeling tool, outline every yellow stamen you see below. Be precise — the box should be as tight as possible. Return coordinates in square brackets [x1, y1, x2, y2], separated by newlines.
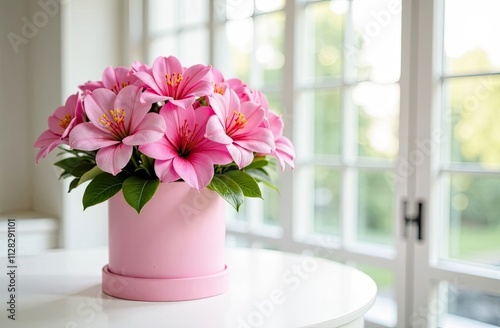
[234, 112, 247, 128]
[59, 114, 72, 131]
[112, 82, 130, 93]
[165, 73, 183, 87]
[99, 109, 126, 136]
[214, 84, 224, 95]
[109, 108, 125, 124]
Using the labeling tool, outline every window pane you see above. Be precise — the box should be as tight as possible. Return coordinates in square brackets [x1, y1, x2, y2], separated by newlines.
[263, 92, 283, 114]
[444, 76, 500, 169]
[354, 82, 399, 159]
[314, 89, 342, 155]
[216, 19, 254, 81]
[179, 29, 209, 65]
[149, 35, 177, 63]
[346, 0, 401, 82]
[148, 0, 208, 33]
[226, 0, 254, 20]
[179, 0, 208, 26]
[444, 0, 500, 75]
[296, 89, 342, 159]
[439, 282, 500, 327]
[255, 0, 285, 13]
[148, 0, 176, 33]
[312, 167, 341, 235]
[263, 181, 280, 226]
[357, 170, 394, 246]
[149, 29, 209, 66]
[351, 0, 402, 83]
[254, 12, 285, 87]
[301, 1, 344, 84]
[446, 174, 500, 267]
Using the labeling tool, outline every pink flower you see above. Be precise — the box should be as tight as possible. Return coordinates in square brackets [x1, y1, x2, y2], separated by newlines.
[140, 106, 232, 190]
[205, 90, 275, 168]
[135, 56, 213, 109]
[131, 61, 151, 74]
[78, 80, 104, 93]
[34, 93, 84, 163]
[78, 66, 143, 94]
[266, 111, 295, 170]
[227, 78, 252, 102]
[69, 85, 166, 175]
[102, 66, 142, 93]
[226, 78, 269, 112]
[212, 68, 228, 95]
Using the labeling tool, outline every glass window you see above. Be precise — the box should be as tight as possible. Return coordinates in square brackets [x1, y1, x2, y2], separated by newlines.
[439, 0, 500, 271]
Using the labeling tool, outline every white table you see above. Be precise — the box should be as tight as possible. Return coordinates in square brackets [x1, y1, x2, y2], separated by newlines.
[0, 248, 376, 328]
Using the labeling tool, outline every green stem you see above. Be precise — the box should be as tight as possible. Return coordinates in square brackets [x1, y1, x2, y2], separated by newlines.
[130, 153, 139, 169]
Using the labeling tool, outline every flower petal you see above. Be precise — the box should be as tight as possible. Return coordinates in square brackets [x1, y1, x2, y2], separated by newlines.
[153, 56, 183, 95]
[140, 90, 169, 104]
[154, 159, 180, 183]
[96, 143, 133, 176]
[84, 88, 117, 133]
[234, 128, 275, 154]
[172, 153, 214, 190]
[196, 141, 233, 165]
[34, 129, 60, 148]
[135, 71, 164, 96]
[114, 85, 151, 132]
[226, 144, 254, 169]
[34, 130, 64, 163]
[139, 136, 178, 160]
[238, 101, 265, 131]
[207, 93, 227, 121]
[69, 123, 120, 151]
[78, 80, 104, 93]
[274, 136, 295, 170]
[178, 64, 213, 97]
[47, 105, 66, 134]
[122, 112, 166, 145]
[205, 115, 233, 145]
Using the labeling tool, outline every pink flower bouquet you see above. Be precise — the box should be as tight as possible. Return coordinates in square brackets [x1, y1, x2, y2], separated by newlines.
[34, 56, 295, 213]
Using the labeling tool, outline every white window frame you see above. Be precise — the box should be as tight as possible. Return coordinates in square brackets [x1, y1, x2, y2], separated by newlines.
[132, 1, 500, 327]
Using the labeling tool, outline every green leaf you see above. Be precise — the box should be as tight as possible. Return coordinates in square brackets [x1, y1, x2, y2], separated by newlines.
[82, 173, 124, 210]
[122, 176, 160, 214]
[77, 166, 104, 186]
[244, 157, 269, 170]
[246, 168, 280, 193]
[138, 154, 155, 177]
[68, 178, 80, 192]
[224, 170, 262, 198]
[207, 175, 244, 211]
[54, 157, 95, 178]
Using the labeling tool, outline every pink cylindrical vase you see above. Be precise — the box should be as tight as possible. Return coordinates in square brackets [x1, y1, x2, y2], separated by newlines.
[102, 181, 229, 301]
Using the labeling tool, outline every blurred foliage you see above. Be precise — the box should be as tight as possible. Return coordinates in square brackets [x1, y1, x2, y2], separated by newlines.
[448, 51, 500, 168]
[306, 1, 344, 81]
[313, 89, 341, 155]
[358, 171, 393, 245]
[313, 167, 341, 235]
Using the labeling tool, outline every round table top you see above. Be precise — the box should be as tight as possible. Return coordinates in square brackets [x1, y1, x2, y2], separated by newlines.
[1, 247, 376, 328]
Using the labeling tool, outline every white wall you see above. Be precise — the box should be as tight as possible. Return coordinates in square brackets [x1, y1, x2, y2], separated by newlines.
[0, 0, 125, 249]
[59, 0, 124, 248]
[0, 1, 33, 213]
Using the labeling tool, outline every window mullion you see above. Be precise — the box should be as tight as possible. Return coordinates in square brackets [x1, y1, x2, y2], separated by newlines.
[280, 0, 296, 247]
